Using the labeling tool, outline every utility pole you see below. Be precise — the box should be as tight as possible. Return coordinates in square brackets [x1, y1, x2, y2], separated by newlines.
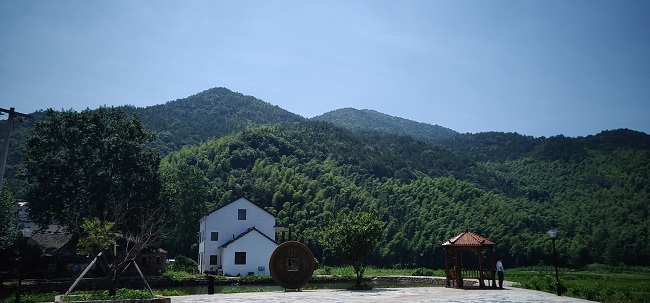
[0, 107, 30, 192]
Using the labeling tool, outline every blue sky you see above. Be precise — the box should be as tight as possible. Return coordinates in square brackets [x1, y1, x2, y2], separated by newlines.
[1, 0, 648, 137]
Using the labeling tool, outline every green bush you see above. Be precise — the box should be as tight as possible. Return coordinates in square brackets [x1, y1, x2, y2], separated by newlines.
[62, 289, 155, 301]
[1, 291, 59, 303]
[321, 265, 332, 275]
[167, 255, 198, 273]
[235, 275, 274, 284]
[412, 267, 436, 276]
[509, 267, 650, 303]
[155, 289, 188, 297]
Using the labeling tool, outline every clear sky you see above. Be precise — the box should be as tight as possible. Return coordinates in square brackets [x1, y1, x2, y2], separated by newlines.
[1, 0, 649, 137]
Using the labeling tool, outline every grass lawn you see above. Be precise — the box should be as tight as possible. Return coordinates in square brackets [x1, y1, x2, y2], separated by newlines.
[506, 265, 650, 303]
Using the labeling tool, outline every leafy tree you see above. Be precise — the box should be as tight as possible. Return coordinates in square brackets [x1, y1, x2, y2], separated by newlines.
[320, 210, 385, 289]
[77, 218, 116, 256]
[0, 181, 16, 250]
[20, 108, 166, 296]
[166, 255, 198, 273]
[160, 162, 211, 257]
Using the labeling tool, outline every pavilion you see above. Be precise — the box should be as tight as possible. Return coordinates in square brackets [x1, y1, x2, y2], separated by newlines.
[442, 229, 496, 288]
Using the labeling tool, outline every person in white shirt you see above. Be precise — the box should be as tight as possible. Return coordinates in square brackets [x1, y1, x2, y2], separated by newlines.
[496, 257, 505, 288]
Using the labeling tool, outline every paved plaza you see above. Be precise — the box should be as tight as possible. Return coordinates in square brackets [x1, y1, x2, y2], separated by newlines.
[169, 286, 598, 303]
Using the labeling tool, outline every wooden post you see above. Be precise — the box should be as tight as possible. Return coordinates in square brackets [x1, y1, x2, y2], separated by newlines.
[443, 247, 448, 286]
[454, 248, 462, 288]
[62, 252, 102, 301]
[477, 247, 485, 288]
[131, 259, 156, 298]
[490, 247, 496, 288]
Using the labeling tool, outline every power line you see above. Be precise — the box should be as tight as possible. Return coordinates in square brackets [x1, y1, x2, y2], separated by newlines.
[0, 107, 31, 191]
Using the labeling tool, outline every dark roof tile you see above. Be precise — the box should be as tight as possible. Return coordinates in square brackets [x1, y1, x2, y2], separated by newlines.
[219, 226, 276, 248]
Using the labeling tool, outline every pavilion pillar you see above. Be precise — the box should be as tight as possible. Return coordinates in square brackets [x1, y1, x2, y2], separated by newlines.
[477, 247, 485, 288]
[490, 246, 496, 288]
[444, 247, 450, 287]
[454, 248, 462, 288]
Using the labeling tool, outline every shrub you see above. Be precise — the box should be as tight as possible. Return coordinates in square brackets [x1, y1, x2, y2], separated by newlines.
[412, 267, 436, 276]
[167, 255, 198, 273]
[1, 291, 59, 303]
[61, 289, 155, 301]
[321, 266, 332, 275]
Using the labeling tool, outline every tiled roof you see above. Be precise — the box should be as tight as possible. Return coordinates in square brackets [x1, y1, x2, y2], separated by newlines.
[219, 226, 276, 248]
[441, 230, 495, 247]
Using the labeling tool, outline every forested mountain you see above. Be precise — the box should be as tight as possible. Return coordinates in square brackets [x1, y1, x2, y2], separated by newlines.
[3, 87, 649, 269]
[120, 87, 305, 154]
[438, 128, 650, 163]
[160, 122, 650, 268]
[2, 88, 304, 193]
[312, 108, 458, 141]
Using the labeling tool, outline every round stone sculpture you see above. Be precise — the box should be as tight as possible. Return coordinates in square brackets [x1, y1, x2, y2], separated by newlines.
[269, 241, 315, 289]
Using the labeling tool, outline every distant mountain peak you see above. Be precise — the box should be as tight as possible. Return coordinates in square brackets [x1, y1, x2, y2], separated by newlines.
[311, 108, 458, 141]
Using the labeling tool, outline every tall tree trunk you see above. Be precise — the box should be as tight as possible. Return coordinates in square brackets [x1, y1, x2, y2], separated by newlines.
[107, 268, 118, 297]
[353, 261, 363, 288]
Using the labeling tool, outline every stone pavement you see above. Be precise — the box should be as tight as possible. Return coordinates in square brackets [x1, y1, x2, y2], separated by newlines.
[169, 286, 598, 303]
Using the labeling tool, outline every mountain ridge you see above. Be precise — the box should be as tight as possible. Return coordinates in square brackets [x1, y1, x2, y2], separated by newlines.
[311, 108, 459, 142]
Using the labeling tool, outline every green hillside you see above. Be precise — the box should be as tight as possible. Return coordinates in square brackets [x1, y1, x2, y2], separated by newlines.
[160, 122, 650, 268]
[312, 108, 458, 141]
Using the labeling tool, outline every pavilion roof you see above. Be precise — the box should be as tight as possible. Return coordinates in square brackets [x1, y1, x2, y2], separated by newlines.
[441, 230, 496, 247]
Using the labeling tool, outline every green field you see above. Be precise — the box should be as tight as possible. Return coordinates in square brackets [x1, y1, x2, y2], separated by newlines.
[506, 265, 650, 303]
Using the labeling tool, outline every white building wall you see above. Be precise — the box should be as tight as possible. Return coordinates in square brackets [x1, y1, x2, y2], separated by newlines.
[198, 198, 276, 273]
[198, 217, 207, 272]
[221, 231, 277, 276]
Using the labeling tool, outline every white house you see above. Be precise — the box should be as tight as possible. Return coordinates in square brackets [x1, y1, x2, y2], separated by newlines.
[198, 197, 278, 276]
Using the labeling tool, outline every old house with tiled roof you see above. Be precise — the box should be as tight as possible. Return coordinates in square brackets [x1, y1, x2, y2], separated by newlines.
[12, 201, 166, 277]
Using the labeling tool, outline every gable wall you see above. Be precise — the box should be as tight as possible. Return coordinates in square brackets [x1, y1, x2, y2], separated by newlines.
[198, 198, 276, 272]
[220, 231, 277, 276]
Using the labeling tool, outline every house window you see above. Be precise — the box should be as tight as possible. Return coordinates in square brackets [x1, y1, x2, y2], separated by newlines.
[238, 209, 247, 220]
[235, 252, 246, 264]
[209, 255, 218, 266]
[211, 232, 219, 241]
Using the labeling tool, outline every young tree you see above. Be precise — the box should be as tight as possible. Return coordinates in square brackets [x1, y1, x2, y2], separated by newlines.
[320, 210, 385, 289]
[20, 108, 166, 296]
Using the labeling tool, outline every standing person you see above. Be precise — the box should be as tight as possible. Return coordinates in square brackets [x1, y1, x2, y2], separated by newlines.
[207, 266, 216, 294]
[496, 257, 505, 288]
